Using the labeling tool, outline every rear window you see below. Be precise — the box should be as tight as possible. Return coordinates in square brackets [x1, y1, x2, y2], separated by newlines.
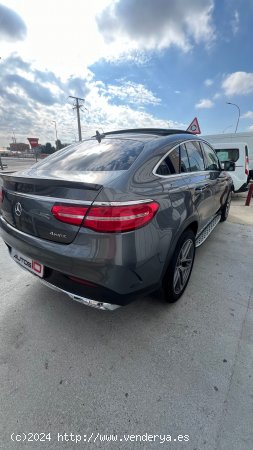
[215, 148, 239, 162]
[35, 139, 144, 171]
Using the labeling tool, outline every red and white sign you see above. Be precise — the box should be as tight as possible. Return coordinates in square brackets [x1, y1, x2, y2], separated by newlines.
[27, 137, 39, 148]
[186, 117, 201, 134]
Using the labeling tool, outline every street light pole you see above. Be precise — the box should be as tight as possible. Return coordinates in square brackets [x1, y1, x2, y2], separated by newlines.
[52, 121, 58, 150]
[226, 102, 240, 133]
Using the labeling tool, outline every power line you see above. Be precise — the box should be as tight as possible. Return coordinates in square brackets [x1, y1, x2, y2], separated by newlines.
[68, 96, 86, 142]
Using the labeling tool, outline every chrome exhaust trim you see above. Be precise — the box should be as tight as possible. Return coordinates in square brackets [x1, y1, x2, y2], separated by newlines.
[39, 278, 120, 311]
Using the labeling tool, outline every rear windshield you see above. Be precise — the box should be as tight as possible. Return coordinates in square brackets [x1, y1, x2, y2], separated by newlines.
[36, 138, 144, 171]
[215, 148, 239, 162]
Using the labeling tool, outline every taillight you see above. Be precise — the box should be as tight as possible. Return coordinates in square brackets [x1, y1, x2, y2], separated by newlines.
[83, 202, 159, 232]
[51, 205, 89, 225]
[245, 155, 249, 176]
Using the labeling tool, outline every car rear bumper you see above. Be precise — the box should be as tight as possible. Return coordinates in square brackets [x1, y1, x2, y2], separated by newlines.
[39, 278, 120, 310]
[0, 215, 163, 306]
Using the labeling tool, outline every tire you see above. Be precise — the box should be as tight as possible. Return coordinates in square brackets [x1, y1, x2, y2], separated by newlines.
[162, 229, 196, 303]
[220, 190, 232, 222]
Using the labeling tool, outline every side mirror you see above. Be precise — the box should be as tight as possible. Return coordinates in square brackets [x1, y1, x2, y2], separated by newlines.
[221, 160, 235, 171]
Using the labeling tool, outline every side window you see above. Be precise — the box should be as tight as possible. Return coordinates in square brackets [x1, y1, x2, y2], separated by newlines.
[156, 160, 170, 176]
[202, 142, 220, 170]
[185, 141, 205, 172]
[180, 144, 191, 173]
[156, 146, 180, 175]
[167, 147, 180, 174]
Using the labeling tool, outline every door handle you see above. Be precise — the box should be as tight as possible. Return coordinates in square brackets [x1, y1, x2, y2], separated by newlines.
[195, 184, 209, 192]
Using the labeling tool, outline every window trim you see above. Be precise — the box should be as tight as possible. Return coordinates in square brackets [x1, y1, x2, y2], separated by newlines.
[153, 139, 207, 178]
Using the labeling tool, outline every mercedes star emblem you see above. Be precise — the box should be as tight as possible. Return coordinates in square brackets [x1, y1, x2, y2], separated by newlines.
[14, 202, 22, 217]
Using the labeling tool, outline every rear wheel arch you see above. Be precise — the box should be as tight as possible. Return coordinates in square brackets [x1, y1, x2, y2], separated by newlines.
[160, 219, 198, 280]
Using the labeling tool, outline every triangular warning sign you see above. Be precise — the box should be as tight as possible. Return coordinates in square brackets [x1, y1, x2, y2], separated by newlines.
[186, 117, 201, 134]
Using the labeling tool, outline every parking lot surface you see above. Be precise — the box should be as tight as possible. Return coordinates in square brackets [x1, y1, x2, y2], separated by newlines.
[0, 156, 36, 173]
[1, 218, 253, 450]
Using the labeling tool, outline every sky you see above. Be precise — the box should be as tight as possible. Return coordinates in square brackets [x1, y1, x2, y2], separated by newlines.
[1, 0, 253, 148]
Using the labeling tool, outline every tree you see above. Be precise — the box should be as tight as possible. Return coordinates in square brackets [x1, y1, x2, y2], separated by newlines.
[55, 139, 68, 150]
[44, 142, 55, 154]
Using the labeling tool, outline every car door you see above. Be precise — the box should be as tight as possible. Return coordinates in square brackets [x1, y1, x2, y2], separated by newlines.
[184, 140, 215, 229]
[154, 144, 192, 230]
[201, 141, 228, 212]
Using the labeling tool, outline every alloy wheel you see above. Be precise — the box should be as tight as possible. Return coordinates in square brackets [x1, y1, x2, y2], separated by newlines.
[173, 239, 194, 295]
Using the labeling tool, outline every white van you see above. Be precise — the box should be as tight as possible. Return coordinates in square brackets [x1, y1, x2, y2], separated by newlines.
[202, 132, 253, 182]
[208, 142, 249, 192]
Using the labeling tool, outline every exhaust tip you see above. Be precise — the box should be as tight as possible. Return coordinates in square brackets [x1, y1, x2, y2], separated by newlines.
[71, 294, 120, 310]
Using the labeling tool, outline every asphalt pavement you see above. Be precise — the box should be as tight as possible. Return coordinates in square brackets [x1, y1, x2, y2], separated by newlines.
[0, 156, 36, 173]
[1, 156, 253, 450]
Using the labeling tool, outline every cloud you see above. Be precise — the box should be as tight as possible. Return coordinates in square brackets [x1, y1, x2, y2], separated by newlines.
[82, 80, 184, 132]
[0, 54, 92, 145]
[231, 10, 239, 35]
[213, 92, 221, 100]
[96, 0, 215, 53]
[222, 72, 253, 96]
[99, 81, 161, 105]
[195, 98, 214, 109]
[204, 78, 213, 86]
[248, 125, 253, 132]
[0, 54, 183, 147]
[0, 54, 90, 107]
[67, 76, 91, 98]
[6, 74, 58, 106]
[241, 111, 253, 120]
[0, 4, 27, 42]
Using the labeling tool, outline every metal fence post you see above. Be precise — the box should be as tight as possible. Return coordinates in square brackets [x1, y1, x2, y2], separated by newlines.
[245, 181, 253, 206]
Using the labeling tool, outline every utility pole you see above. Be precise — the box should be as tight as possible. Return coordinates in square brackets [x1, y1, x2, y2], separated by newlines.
[12, 129, 16, 144]
[69, 96, 85, 141]
[52, 121, 58, 150]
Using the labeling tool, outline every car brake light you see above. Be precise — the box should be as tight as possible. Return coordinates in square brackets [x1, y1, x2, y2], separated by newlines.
[51, 205, 89, 226]
[245, 155, 249, 176]
[82, 202, 159, 232]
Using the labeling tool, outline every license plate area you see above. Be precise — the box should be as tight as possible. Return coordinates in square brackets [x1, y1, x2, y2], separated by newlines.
[11, 248, 44, 278]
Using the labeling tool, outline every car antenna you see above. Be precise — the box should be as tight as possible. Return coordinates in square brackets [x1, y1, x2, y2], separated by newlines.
[95, 130, 104, 143]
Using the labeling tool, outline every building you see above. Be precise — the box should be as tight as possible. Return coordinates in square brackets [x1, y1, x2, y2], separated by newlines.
[9, 142, 30, 153]
[0, 147, 9, 156]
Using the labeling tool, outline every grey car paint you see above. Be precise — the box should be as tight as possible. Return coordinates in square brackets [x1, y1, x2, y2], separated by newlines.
[0, 131, 232, 308]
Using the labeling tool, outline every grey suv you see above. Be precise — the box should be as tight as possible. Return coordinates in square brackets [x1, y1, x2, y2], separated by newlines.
[0, 129, 233, 310]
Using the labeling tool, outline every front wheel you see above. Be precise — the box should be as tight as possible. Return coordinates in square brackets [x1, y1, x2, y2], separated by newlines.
[162, 229, 196, 303]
